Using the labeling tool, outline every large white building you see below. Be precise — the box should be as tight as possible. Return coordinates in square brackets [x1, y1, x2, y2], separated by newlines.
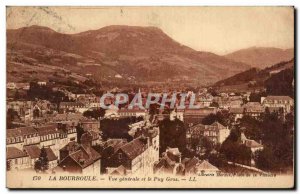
[6, 123, 78, 171]
[261, 96, 294, 113]
[186, 121, 230, 149]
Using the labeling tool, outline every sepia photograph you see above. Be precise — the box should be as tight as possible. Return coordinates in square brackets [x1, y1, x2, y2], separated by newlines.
[5, 6, 295, 189]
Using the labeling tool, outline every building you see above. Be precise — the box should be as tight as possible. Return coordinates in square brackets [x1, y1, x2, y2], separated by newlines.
[243, 102, 265, 118]
[80, 119, 100, 132]
[118, 108, 148, 118]
[32, 100, 53, 119]
[169, 109, 184, 121]
[15, 82, 30, 90]
[23, 145, 41, 168]
[24, 145, 58, 169]
[7, 82, 16, 90]
[37, 81, 47, 86]
[58, 145, 101, 174]
[103, 126, 159, 175]
[57, 123, 77, 142]
[262, 96, 294, 113]
[59, 102, 87, 113]
[104, 105, 119, 118]
[229, 107, 244, 122]
[182, 157, 219, 175]
[81, 131, 101, 146]
[52, 112, 86, 125]
[153, 147, 183, 175]
[59, 141, 81, 161]
[213, 96, 243, 109]
[100, 139, 127, 174]
[35, 124, 61, 156]
[198, 93, 213, 107]
[184, 107, 217, 127]
[186, 122, 230, 150]
[7, 101, 33, 123]
[7, 122, 78, 161]
[105, 137, 150, 175]
[7, 126, 40, 150]
[241, 133, 263, 166]
[108, 165, 127, 175]
[244, 139, 264, 153]
[7, 147, 30, 170]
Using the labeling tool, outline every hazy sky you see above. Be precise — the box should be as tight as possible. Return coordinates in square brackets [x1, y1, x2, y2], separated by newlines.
[6, 6, 294, 55]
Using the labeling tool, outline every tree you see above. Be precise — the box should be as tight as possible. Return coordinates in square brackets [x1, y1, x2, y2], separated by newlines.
[14, 89, 20, 100]
[210, 102, 219, 108]
[199, 137, 214, 157]
[253, 111, 294, 172]
[34, 160, 42, 172]
[202, 113, 217, 125]
[265, 68, 294, 98]
[219, 128, 251, 165]
[100, 117, 142, 141]
[239, 115, 262, 141]
[159, 118, 186, 154]
[208, 153, 227, 168]
[254, 147, 277, 171]
[208, 88, 218, 97]
[34, 147, 49, 172]
[202, 110, 232, 127]
[7, 108, 20, 128]
[149, 103, 160, 116]
[83, 108, 105, 120]
[249, 91, 266, 102]
[76, 125, 85, 144]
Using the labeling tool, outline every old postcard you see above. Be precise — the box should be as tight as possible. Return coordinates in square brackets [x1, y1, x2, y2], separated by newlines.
[6, 6, 294, 189]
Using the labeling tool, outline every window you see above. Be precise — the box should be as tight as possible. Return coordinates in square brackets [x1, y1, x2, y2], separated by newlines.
[118, 153, 122, 160]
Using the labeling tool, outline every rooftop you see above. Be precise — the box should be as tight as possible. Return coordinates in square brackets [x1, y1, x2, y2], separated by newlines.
[7, 147, 28, 159]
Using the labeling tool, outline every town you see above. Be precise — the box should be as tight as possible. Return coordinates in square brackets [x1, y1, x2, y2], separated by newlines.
[6, 77, 294, 176]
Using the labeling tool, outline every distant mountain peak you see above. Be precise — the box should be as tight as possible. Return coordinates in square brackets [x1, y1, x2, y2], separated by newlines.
[224, 46, 294, 69]
[7, 25, 251, 85]
[18, 25, 56, 32]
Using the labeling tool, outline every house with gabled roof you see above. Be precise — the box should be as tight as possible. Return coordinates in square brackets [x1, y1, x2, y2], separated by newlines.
[108, 165, 127, 176]
[103, 135, 158, 175]
[58, 145, 101, 174]
[23, 145, 58, 169]
[154, 147, 184, 175]
[243, 102, 265, 118]
[186, 121, 230, 148]
[229, 107, 244, 122]
[182, 157, 219, 175]
[7, 147, 30, 170]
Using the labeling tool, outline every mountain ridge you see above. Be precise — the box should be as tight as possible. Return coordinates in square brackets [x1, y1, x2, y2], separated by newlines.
[224, 46, 294, 69]
[7, 25, 250, 85]
[214, 58, 294, 90]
